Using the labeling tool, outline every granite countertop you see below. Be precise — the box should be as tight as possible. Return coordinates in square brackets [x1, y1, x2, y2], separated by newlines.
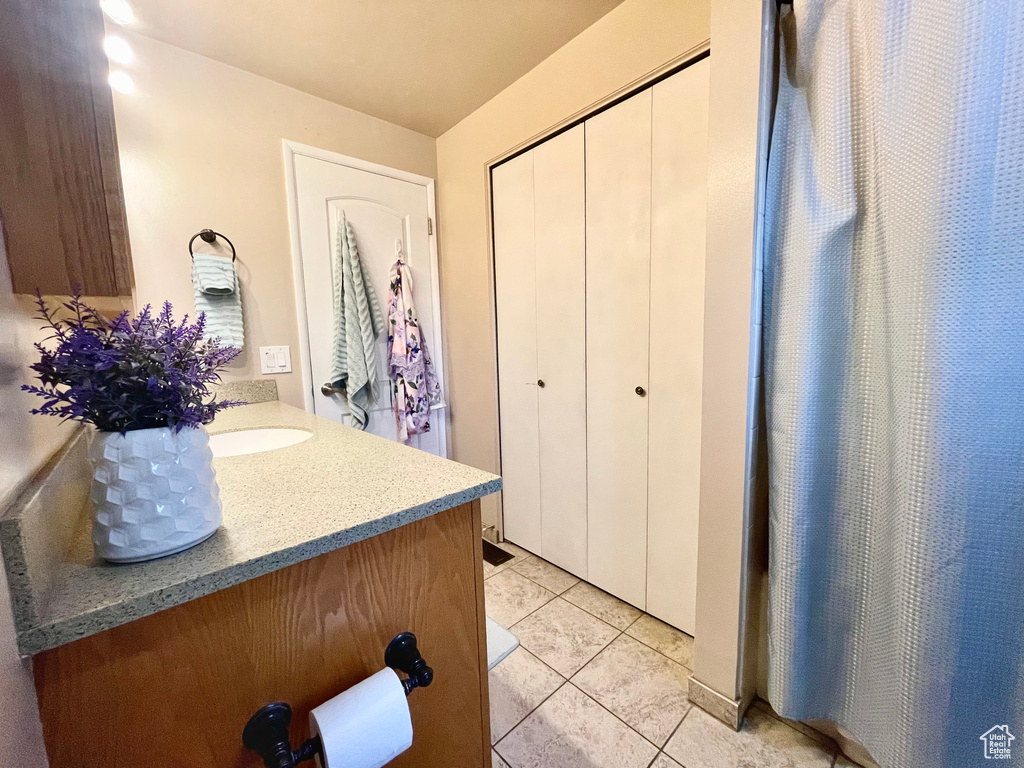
[4, 400, 500, 655]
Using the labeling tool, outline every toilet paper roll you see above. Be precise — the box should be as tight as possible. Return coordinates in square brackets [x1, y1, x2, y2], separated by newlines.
[310, 667, 414, 768]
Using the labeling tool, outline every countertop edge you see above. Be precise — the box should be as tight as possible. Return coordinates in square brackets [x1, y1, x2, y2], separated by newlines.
[18, 477, 501, 656]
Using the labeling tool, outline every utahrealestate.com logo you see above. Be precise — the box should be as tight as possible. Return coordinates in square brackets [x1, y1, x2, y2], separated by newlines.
[980, 725, 1016, 760]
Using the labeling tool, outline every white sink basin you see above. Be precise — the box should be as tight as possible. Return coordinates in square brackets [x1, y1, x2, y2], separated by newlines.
[209, 428, 313, 457]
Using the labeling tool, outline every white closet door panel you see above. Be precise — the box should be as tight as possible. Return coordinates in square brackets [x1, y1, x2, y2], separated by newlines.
[585, 89, 653, 609]
[534, 125, 587, 578]
[492, 152, 542, 553]
[646, 60, 710, 635]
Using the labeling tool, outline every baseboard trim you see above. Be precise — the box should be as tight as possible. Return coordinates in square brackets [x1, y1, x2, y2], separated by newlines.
[688, 676, 749, 731]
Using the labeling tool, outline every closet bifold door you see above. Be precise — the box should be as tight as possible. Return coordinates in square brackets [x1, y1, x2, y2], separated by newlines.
[492, 128, 587, 575]
[645, 59, 710, 635]
[493, 152, 542, 554]
[585, 89, 653, 609]
[534, 126, 587, 578]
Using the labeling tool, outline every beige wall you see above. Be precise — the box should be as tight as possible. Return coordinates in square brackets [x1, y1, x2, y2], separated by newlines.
[692, 0, 773, 705]
[112, 32, 438, 409]
[0, 564, 46, 768]
[435, 0, 711, 529]
[0, 240, 63, 768]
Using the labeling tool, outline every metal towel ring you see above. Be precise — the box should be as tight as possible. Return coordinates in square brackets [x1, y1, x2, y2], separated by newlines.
[188, 229, 236, 261]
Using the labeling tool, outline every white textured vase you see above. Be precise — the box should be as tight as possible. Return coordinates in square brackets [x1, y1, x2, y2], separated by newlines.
[89, 426, 222, 563]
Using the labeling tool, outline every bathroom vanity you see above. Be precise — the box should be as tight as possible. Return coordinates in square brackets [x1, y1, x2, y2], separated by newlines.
[0, 394, 500, 767]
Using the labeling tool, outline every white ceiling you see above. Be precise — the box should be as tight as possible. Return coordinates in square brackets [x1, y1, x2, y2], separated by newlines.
[125, 0, 626, 137]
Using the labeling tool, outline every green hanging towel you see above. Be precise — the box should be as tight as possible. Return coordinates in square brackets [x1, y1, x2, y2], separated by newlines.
[325, 213, 384, 429]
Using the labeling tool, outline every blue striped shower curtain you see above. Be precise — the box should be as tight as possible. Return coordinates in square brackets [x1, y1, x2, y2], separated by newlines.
[763, 2, 1024, 767]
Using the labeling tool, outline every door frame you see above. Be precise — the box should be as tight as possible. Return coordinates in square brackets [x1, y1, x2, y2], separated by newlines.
[282, 139, 449, 456]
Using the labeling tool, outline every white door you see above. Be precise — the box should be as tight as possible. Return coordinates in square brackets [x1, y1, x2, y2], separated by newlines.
[492, 127, 588, 575]
[534, 127, 587, 578]
[493, 150, 542, 553]
[491, 60, 708, 629]
[585, 89, 653, 609]
[646, 59, 710, 635]
[286, 143, 447, 457]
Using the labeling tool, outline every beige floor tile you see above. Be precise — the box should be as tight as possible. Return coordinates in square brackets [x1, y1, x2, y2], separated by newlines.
[513, 598, 620, 677]
[484, 558, 511, 579]
[561, 582, 642, 630]
[489, 647, 564, 744]
[664, 706, 834, 768]
[512, 556, 580, 594]
[571, 635, 691, 746]
[625, 614, 694, 668]
[492, 749, 510, 768]
[651, 754, 683, 768]
[751, 701, 836, 750]
[485, 569, 556, 627]
[497, 684, 658, 768]
[484, 542, 531, 579]
[499, 540, 535, 560]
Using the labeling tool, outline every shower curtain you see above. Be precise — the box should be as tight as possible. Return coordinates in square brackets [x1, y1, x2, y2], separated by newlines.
[764, 2, 1024, 767]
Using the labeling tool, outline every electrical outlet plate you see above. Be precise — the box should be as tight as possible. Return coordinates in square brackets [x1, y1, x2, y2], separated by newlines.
[259, 346, 291, 374]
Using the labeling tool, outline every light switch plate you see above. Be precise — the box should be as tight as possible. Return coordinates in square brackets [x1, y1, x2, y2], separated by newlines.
[259, 346, 291, 374]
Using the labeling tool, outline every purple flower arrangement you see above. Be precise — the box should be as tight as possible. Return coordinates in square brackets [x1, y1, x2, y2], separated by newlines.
[23, 292, 242, 433]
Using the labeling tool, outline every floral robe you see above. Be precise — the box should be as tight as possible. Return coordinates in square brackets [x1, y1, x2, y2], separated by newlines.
[387, 259, 441, 442]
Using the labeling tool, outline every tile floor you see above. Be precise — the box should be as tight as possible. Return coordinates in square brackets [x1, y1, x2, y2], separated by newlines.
[484, 541, 852, 768]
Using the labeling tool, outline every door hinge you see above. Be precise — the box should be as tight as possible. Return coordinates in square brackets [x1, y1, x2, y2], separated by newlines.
[427, 217, 433, 235]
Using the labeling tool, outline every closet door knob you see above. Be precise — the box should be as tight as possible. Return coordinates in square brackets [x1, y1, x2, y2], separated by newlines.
[635, 386, 646, 397]
[537, 379, 545, 388]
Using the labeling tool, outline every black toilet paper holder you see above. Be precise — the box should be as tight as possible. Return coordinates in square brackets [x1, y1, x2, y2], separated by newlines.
[242, 632, 433, 768]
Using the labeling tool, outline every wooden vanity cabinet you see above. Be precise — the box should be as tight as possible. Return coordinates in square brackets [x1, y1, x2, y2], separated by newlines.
[0, 0, 133, 296]
[33, 500, 492, 768]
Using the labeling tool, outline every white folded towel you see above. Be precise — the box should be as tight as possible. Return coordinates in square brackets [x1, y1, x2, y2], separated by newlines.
[192, 253, 244, 350]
